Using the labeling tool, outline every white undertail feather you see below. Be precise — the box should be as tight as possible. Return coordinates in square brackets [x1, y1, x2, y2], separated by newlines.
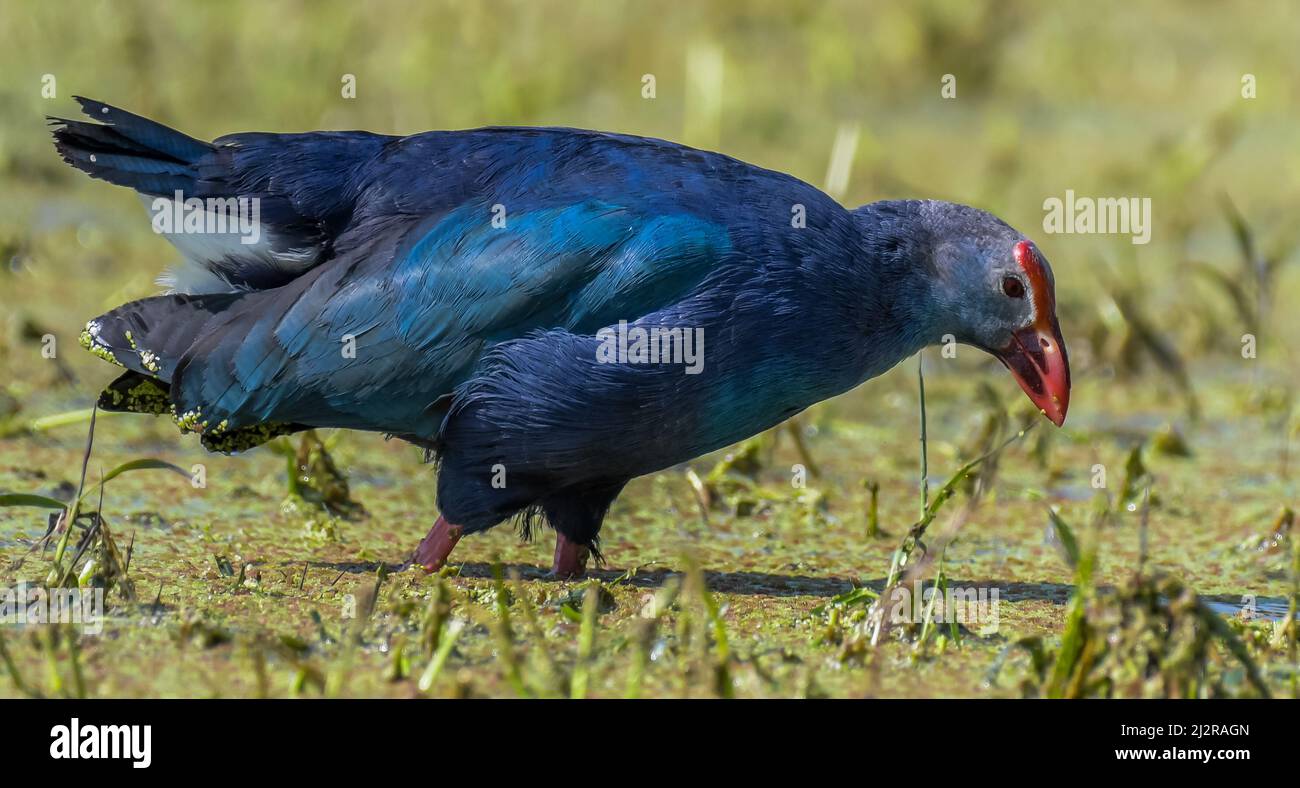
[138, 194, 321, 294]
[155, 258, 234, 294]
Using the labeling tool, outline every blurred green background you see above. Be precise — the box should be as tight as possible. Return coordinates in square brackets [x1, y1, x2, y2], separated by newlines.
[3, 0, 1300, 397]
[1, 0, 1298, 699]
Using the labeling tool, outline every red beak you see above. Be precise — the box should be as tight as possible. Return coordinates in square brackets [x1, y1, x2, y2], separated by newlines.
[997, 315, 1071, 427]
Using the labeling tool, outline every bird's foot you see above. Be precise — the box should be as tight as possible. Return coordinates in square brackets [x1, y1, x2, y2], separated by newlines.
[411, 515, 463, 572]
[551, 532, 590, 579]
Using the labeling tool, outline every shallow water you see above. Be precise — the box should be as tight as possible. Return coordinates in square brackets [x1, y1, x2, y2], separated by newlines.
[1, 348, 1295, 697]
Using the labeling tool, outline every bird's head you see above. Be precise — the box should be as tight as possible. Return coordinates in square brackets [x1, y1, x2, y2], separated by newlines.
[921, 202, 1070, 426]
[859, 200, 1071, 427]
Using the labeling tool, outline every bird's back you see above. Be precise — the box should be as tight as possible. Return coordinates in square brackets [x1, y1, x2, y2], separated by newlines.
[58, 100, 853, 453]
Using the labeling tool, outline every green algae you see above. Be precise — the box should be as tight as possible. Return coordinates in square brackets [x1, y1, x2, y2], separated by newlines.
[78, 329, 123, 368]
[98, 374, 171, 416]
[201, 421, 298, 454]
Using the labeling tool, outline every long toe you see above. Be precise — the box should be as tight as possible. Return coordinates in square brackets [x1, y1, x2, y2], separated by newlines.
[411, 516, 464, 573]
[551, 532, 591, 578]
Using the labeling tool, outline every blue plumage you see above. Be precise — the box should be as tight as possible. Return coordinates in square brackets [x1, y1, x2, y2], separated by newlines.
[51, 97, 1070, 574]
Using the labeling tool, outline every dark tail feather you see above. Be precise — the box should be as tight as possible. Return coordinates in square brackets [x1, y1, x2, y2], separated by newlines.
[80, 292, 244, 381]
[97, 366, 309, 453]
[98, 371, 172, 415]
[83, 292, 308, 453]
[49, 96, 212, 196]
[70, 97, 210, 161]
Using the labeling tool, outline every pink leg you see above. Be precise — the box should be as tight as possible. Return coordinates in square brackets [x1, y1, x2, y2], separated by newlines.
[551, 531, 591, 578]
[412, 515, 464, 572]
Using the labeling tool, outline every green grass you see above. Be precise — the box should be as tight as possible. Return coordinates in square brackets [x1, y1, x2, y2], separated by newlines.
[1, 0, 1298, 697]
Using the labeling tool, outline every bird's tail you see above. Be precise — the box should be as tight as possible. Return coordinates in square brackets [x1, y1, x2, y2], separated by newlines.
[82, 292, 309, 450]
[49, 96, 392, 291]
[49, 96, 212, 196]
[81, 292, 243, 383]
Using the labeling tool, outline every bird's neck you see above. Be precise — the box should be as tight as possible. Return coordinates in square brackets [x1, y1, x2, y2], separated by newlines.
[845, 200, 944, 370]
[747, 201, 941, 408]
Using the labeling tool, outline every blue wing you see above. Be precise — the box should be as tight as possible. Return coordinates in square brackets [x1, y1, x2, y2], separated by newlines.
[168, 198, 732, 444]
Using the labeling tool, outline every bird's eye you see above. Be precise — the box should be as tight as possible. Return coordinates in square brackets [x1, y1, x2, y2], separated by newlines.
[1002, 276, 1026, 299]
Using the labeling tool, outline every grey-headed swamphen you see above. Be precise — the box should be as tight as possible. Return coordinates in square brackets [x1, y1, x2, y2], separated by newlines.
[50, 97, 1069, 577]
